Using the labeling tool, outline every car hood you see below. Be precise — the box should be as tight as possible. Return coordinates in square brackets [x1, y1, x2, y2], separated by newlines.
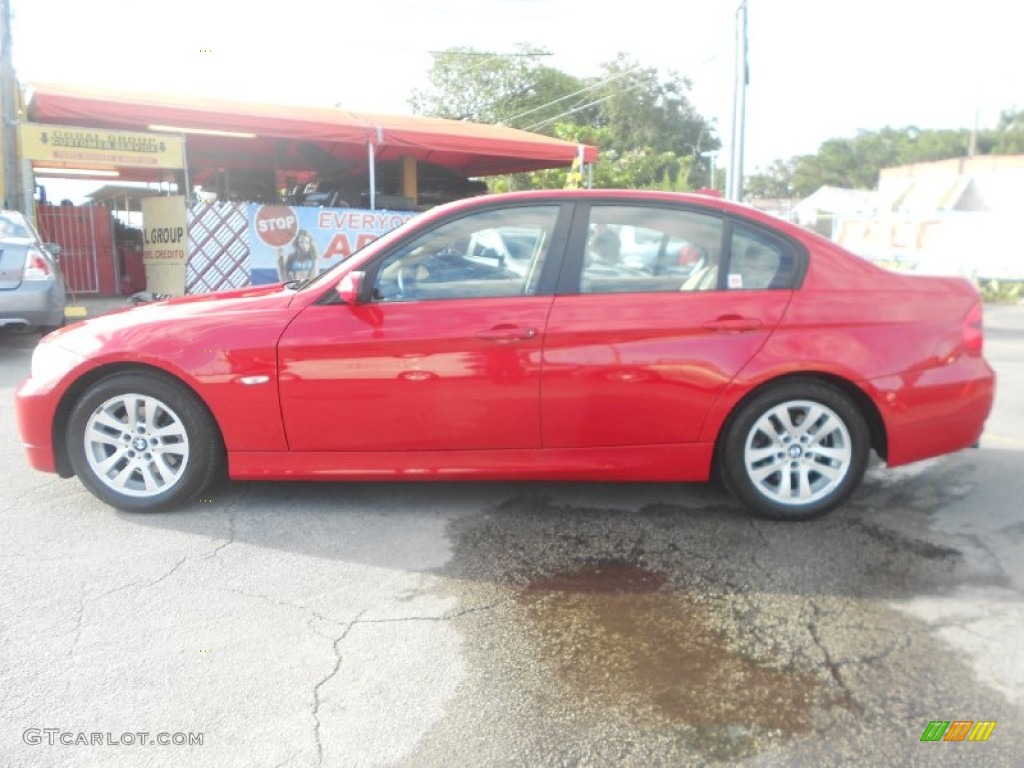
[45, 283, 301, 355]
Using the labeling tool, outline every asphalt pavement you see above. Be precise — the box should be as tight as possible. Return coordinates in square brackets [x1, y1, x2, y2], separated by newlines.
[0, 301, 1021, 767]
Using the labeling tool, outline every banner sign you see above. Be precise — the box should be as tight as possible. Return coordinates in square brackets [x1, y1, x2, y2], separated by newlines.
[248, 205, 416, 285]
[142, 195, 188, 295]
[834, 213, 1024, 280]
[20, 123, 184, 169]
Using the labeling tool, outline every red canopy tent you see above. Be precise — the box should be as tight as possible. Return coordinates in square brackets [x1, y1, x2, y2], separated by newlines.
[25, 83, 599, 183]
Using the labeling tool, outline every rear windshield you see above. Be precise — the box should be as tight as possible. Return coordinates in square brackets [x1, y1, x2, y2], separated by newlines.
[0, 211, 35, 239]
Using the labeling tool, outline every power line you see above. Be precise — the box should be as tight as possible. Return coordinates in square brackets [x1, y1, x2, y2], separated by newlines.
[428, 49, 560, 121]
[506, 55, 722, 132]
[504, 65, 644, 126]
[524, 82, 646, 132]
[427, 49, 552, 57]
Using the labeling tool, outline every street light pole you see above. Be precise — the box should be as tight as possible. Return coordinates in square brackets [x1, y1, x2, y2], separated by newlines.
[700, 150, 719, 191]
[727, 0, 749, 202]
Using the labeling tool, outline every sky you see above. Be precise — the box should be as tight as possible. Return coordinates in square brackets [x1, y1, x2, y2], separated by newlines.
[9, 0, 1023, 191]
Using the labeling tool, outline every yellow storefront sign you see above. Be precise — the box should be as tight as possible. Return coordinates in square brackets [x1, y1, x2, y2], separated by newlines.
[19, 123, 183, 170]
[142, 196, 188, 296]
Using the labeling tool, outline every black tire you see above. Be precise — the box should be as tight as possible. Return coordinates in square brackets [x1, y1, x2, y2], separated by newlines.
[66, 372, 224, 511]
[717, 379, 869, 521]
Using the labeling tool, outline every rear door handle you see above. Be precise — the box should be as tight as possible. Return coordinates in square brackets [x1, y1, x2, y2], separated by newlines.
[476, 325, 538, 342]
[702, 316, 764, 332]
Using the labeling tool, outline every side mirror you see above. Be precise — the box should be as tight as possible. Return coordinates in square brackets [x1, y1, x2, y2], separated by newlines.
[336, 271, 365, 305]
[43, 242, 62, 260]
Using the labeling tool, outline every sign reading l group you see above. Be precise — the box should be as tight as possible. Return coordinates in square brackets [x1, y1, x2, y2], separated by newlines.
[142, 196, 188, 295]
[20, 123, 184, 170]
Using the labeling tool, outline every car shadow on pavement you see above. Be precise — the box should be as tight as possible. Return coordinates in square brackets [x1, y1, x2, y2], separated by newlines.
[112, 447, 1013, 603]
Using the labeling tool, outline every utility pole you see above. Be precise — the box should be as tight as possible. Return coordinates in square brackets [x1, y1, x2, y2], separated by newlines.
[1, 0, 20, 210]
[727, 0, 749, 202]
[701, 150, 719, 191]
[968, 108, 979, 157]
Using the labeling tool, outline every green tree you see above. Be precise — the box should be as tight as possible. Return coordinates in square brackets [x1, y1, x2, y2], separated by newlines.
[747, 117, 1023, 199]
[990, 109, 1024, 153]
[497, 123, 693, 193]
[586, 54, 714, 158]
[408, 45, 585, 130]
[745, 159, 799, 199]
[411, 48, 719, 191]
[900, 126, 972, 161]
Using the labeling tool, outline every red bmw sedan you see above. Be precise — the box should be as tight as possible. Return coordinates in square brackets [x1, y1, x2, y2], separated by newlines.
[15, 191, 995, 520]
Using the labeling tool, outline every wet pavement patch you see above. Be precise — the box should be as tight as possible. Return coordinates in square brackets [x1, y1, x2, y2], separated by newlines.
[848, 520, 962, 560]
[414, 488, 1019, 765]
[519, 562, 823, 738]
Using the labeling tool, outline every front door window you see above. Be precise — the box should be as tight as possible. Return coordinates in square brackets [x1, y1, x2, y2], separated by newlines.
[372, 206, 560, 302]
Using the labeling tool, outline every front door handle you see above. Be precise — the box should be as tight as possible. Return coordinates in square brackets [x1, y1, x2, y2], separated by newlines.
[476, 325, 538, 342]
[702, 315, 764, 332]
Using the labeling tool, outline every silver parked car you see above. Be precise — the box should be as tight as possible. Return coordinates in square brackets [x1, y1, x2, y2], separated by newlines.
[0, 209, 66, 334]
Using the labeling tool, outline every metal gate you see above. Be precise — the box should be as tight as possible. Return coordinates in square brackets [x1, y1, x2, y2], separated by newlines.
[35, 205, 108, 294]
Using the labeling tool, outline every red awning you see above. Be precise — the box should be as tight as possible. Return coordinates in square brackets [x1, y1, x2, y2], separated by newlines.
[26, 83, 598, 178]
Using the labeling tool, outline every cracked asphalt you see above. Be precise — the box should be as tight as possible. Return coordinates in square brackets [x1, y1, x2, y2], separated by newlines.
[1, 304, 1022, 767]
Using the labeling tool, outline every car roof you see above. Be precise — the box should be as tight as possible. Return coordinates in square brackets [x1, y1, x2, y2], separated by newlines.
[430, 189, 810, 241]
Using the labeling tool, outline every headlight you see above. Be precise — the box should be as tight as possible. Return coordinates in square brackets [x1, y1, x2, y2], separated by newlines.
[30, 340, 86, 386]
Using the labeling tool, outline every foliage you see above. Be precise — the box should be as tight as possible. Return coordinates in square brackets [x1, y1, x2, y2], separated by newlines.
[991, 109, 1024, 154]
[411, 49, 720, 192]
[745, 118, 1024, 199]
[583, 55, 715, 157]
[744, 159, 799, 199]
[412, 48, 1024, 202]
[407, 44, 578, 127]
[487, 123, 695, 193]
[976, 278, 1024, 304]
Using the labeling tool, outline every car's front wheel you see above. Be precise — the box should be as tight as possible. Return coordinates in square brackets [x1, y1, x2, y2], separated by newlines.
[66, 372, 223, 511]
[718, 379, 870, 521]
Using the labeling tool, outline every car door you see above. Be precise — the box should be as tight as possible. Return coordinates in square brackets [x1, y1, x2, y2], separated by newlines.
[278, 203, 570, 452]
[541, 202, 800, 449]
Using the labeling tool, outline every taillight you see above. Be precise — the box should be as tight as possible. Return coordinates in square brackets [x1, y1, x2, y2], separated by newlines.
[23, 248, 54, 281]
[962, 302, 983, 355]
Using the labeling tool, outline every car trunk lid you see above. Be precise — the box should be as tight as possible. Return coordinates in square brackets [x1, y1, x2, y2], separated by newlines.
[0, 241, 30, 290]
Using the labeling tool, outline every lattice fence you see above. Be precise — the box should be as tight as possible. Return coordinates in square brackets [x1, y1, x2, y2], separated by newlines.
[186, 202, 250, 294]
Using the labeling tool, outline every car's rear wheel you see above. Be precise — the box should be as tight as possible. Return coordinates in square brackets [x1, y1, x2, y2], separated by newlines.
[66, 372, 223, 511]
[718, 380, 869, 521]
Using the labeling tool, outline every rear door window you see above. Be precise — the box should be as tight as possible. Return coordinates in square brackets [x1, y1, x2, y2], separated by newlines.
[727, 225, 800, 290]
[577, 205, 724, 294]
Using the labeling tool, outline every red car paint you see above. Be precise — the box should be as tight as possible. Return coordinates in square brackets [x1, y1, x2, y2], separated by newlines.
[15, 190, 994, 504]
